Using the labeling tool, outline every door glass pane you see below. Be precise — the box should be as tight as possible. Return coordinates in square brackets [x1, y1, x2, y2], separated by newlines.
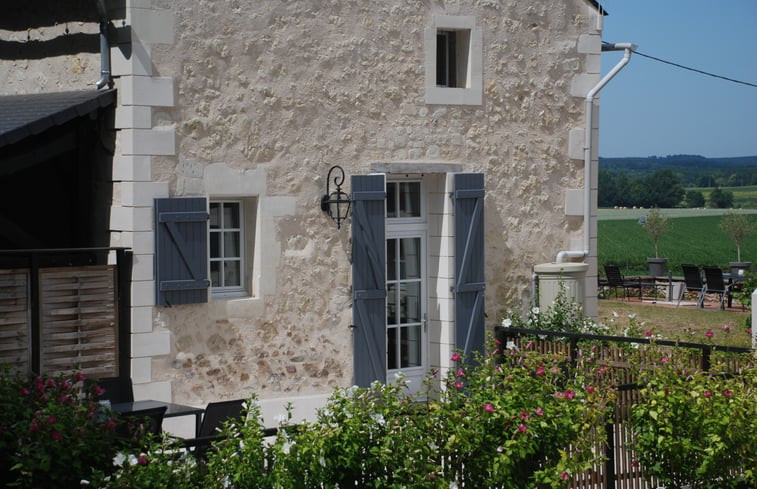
[400, 238, 420, 279]
[399, 182, 420, 217]
[224, 261, 241, 287]
[209, 203, 220, 229]
[386, 239, 397, 281]
[210, 261, 221, 287]
[386, 283, 398, 326]
[224, 231, 240, 257]
[401, 325, 422, 368]
[223, 203, 240, 228]
[210, 232, 221, 258]
[400, 282, 420, 323]
[386, 182, 397, 218]
[387, 327, 398, 370]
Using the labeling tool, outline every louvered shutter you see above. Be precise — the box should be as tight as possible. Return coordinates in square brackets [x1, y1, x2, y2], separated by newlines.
[453, 173, 486, 362]
[39, 266, 118, 377]
[155, 198, 210, 306]
[351, 174, 387, 387]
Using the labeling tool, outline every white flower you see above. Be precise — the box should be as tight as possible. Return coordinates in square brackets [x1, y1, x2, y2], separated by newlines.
[531, 307, 540, 315]
[612, 311, 619, 318]
[628, 313, 637, 319]
[127, 454, 138, 466]
[450, 482, 459, 489]
[372, 413, 386, 426]
[274, 413, 287, 424]
[505, 341, 518, 351]
[501, 318, 512, 328]
[112, 452, 126, 467]
[320, 456, 327, 468]
[81, 480, 90, 485]
[282, 441, 292, 455]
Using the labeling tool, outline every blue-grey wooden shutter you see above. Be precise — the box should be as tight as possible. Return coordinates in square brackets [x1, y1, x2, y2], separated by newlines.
[351, 174, 386, 387]
[453, 173, 486, 362]
[154, 197, 210, 306]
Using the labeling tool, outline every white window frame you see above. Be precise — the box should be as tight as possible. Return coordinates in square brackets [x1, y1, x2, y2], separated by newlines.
[424, 15, 483, 105]
[209, 199, 249, 298]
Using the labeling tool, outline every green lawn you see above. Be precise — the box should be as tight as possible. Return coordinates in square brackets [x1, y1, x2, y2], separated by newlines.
[598, 212, 757, 275]
[693, 185, 757, 209]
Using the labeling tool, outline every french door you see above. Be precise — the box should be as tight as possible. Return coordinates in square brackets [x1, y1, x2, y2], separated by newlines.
[385, 179, 427, 394]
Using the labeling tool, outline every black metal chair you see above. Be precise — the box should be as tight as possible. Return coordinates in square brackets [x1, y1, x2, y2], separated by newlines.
[603, 264, 642, 300]
[677, 264, 706, 308]
[87, 377, 134, 404]
[180, 398, 246, 459]
[702, 266, 732, 310]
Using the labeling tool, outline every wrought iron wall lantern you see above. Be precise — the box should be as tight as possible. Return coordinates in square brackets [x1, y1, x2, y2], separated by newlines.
[321, 165, 351, 229]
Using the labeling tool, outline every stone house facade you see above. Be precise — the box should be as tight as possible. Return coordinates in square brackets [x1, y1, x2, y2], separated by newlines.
[1, 0, 608, 424]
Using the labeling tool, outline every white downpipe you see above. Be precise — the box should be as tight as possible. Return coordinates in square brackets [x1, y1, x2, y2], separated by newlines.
[555, 42, 637, 263]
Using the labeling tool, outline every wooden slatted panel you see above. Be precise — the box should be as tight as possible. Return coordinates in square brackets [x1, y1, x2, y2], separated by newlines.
[0, 269, 30, 372]
[39, 266, 118, 378]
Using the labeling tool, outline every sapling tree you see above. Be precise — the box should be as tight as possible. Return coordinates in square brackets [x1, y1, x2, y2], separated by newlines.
[719, 212, 752, 262]
[641, 208, 669, 258]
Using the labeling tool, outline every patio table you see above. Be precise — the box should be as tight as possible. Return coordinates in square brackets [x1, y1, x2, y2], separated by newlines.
[112, 400, 205, 436]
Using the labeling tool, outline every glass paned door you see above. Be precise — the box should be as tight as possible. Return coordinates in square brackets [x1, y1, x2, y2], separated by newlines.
[386, 236, 426, 391]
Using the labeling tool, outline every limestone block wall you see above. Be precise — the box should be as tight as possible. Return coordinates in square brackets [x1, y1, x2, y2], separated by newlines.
[146, 0, 604, 407]
[0, 0, 605, 414]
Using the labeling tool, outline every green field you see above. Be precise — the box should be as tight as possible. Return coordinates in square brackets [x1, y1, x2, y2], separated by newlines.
[688, 185, 757, 209]
[598, 211, 757, 275]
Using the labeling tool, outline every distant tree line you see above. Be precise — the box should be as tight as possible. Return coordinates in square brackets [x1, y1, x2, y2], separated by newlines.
[599, 155, 757, 188]
[598, 169, 735, 208]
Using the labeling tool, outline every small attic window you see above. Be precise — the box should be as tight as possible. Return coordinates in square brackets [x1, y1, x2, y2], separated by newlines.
[436, 29, 470, 88]
[425, 16, 482, 105]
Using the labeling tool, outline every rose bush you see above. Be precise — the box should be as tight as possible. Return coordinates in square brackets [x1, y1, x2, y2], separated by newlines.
[630, 346, 757, 489]
[0, 368, 123, 489]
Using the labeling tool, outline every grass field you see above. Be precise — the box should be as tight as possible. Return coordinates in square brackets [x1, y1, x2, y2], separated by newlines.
[598, 210, 757, 275]
[693, 184, 757, 209]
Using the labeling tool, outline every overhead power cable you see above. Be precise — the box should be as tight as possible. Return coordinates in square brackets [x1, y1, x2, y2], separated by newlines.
[632, 49, 757, 89]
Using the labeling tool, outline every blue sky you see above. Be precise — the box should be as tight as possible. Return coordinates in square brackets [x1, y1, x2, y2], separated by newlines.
[597, 0, 757, 158]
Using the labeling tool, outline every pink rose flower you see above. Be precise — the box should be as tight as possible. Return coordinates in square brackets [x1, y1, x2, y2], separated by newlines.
[51, 431, 61, 442]
[585, 385, 595, 394]
[705, 330, 713, 339]
[703, 390, 712, 398]
[483, 403, 495, 413]
[451, 352, 462, 362]
[454, 380, 464, 390]
[518, 423, 527, 433]
[535, 367, 545, 376]
[456, 368, 466, 378]
[722, 389, 733, 398]
[535, 406, 544, 416]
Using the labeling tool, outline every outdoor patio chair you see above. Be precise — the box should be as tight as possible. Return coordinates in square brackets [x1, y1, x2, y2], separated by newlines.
[702, 266, 732, 310]
[179, 398, 246, 459]
[87, 377, 134, 404]
[677, 264, 706, 308]
[603, 264, 642, 300]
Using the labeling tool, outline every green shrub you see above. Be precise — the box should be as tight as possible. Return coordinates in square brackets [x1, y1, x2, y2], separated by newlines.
[630, 348, 757, 488]
[0, 369, 123, 489]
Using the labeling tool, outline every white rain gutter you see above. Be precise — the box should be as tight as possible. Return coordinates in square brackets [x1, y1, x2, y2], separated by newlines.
[556, 42, 637, 263]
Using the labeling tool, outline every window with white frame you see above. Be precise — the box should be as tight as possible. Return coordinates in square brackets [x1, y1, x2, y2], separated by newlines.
[209, 199, 256, 297]
[425, 15, 482, 105]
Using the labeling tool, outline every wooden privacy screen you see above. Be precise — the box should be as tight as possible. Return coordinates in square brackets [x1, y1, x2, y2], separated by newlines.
[0, 269, 31, 373]
[39, 266, 118, 378]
